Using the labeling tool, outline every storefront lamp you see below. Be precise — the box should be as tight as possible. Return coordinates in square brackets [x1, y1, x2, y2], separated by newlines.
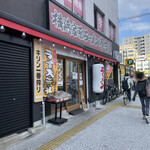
[73, 50, 76, 53]
[52, 43, 55, 47]
[21, 32, 26, 38]
[88, 55, 90, 57]
[80, 51, 82, 54]
[39, 38, 42, 42]
[0, 25, 5, 32]
[64, 46, 66, 49]
[83, 54, 86, 57]
[93, 56, 95, 59]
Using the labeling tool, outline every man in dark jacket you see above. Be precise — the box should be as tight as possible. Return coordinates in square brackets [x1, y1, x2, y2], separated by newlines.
[132, 72, 149, 124]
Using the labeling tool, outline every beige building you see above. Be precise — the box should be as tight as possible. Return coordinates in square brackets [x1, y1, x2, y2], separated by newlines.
[123, 33, 150, 56]
[120, 44, 136, 69]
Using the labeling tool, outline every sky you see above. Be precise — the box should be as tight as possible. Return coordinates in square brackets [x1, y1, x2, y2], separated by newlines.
[118, 0, 150, 45]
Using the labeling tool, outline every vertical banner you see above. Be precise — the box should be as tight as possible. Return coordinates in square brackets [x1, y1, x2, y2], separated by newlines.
[97, 12, 103, 32]
[43, 46, 58, 97]
[105, 64, 113, 84]
[64, 0, 73, 10]
[34, 39, 43, 102]
[73, 0, 83, 17]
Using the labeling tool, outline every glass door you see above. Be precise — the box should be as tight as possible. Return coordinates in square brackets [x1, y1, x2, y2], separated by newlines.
[66, 60, 79, 106]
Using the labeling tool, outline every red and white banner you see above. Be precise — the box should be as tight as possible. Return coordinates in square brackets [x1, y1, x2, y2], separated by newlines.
[64, 0, 73, 10]
[97, 12, 103, 32]
[109, 24, 115, 41]
[73, 0, 83, 17]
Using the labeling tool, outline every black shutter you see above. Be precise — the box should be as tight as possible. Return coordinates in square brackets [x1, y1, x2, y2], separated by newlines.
[0, 41, 31, 138]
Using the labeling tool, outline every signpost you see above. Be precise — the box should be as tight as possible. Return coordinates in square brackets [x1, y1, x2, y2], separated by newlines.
[125, 59, 134, 66]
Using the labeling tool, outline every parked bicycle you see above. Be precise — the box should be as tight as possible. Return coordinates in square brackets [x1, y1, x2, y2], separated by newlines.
[102, 85, 112, 105]
[111, 84, 120, 100]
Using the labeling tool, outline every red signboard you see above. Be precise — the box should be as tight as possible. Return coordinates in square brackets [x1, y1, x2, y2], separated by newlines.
[73, 0, 83, 17]
[97, 12, 103, 32]
[109, 24, 115, 41]
[49, 1, 112, 55]
[64, 0, 73, 10]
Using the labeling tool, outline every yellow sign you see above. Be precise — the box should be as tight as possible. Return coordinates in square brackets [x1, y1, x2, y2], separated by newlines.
[34, 39, 43, 102]
[147, 54, 150, 60]
[105, 64, 113, 84]
[43, 46, 58, 97]
[120, 65, 125, 75]
[125, 59, 134, 66]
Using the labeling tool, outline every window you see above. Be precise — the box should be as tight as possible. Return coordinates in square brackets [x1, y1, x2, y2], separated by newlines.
[128, 54, 133, 56]
[64, 0, 83, 17]
[94, 5, 104, 33]
[109, 21, 115, 41]
[128, 50, 133, 53]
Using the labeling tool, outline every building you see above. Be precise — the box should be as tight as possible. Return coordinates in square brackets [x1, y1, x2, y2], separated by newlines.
[123, 33, 150, 56]
[0, 0, 119, 138]
[120, 44, 136, 69]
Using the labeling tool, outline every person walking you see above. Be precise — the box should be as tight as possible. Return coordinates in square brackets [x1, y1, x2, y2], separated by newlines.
[132, 72, 150, 124]
[122, 73, 133, 101]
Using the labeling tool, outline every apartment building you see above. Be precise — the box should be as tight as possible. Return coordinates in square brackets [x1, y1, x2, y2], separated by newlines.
[120, 44, 136, 69]
[123, 33, 150, 57]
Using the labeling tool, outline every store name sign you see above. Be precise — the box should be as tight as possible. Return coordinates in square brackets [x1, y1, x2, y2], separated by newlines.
[49, 1, 112, 55]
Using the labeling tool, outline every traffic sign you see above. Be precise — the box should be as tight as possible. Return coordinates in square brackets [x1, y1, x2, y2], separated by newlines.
[125, 59, 134, 66]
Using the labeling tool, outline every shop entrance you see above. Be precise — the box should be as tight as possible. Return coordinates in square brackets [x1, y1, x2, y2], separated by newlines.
[0, 40, 32, 138]
[57, 57, 85, 112]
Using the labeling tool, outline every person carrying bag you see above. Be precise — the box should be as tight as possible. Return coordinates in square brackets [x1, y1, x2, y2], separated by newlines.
[132, 72, 150, 124]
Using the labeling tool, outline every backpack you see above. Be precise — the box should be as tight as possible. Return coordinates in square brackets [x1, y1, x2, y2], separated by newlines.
[122, 78, 128, 90]
[146, 80, 150, 97]
[138, 80, 146, 98]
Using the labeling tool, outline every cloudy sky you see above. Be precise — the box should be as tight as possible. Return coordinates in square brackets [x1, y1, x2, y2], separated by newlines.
[118, 0, 150, 45]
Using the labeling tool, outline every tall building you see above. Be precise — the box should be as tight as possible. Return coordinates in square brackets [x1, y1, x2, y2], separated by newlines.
[120, 44, 136, 69]
[123, 33, 150, 57]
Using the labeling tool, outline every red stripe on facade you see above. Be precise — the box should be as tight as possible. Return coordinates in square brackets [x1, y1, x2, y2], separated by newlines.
[84, 50, 117, 63]
[0, 17, 83, 52]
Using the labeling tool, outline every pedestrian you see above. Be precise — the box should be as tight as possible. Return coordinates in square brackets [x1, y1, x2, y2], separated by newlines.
[122, 73, 133, 101]
[132, 72, 150, 124]
[131, 75, 136, 90]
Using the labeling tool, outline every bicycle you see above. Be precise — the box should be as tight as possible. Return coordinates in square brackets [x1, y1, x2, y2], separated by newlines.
[123, 90, 130, 105]
[102, 85, 112, 105]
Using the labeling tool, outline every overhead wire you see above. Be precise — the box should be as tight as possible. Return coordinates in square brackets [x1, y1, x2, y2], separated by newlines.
[119, 12, 150, 22]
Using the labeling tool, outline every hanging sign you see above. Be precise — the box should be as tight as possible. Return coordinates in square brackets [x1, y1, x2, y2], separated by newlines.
[43, 46, 58, 97]
[34, 39, 43, 102]
[93, 64, 104, 93]
[49, 1, 112, 55]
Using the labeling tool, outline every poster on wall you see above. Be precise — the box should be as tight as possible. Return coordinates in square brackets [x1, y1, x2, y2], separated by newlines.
[58, 63, 63, 86]
[64, 0, 73, 10]
[34, 39, 43, 102]
[73, 0, 83, 17]
[97, 12, 103, 32]
[43, 46, 58, 97]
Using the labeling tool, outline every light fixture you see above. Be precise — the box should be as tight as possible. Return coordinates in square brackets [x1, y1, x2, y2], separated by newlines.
[39, 38, 42, 42]
[83, 54, 86, 57]
[52, 43, 55, 47]
[21, 32, 26, 38]
[73, 50, 76, 53]
[64, 46, 66, 49]
[93, 56, 95, 59]
[80, 51, 82, 54]
[0, 25, 5, 32]
[88, 55, 90, 57]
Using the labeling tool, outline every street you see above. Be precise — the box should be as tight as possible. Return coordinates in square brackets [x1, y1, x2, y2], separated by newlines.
[4, 94, 150, 150]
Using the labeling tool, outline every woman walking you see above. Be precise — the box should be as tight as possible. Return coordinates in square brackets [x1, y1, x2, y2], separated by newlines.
[132, 72, 150, 124]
